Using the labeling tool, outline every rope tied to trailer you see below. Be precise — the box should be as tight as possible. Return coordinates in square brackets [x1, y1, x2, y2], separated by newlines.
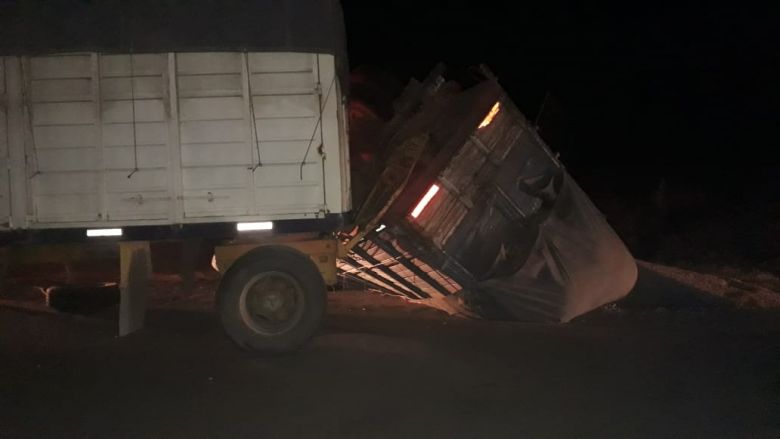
[244, 52, 264, 172]
[127, 53, 140, 179]
[19, 61, 41, 179]
[299, 74, 336, 180]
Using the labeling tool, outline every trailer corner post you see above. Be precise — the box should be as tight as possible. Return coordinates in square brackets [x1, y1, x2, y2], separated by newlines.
[118, 241, 152, 336]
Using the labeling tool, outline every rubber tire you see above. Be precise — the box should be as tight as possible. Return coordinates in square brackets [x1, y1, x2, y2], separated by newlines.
[216, 246, 326, 353]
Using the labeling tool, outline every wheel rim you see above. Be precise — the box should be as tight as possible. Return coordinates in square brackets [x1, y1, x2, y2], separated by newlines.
[239, 271, 306, 335]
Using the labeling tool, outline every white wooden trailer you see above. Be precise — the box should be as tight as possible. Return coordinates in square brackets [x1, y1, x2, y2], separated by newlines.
[0, 51, 349, 229]
[0, 0, 353, 352]
[0, 51, 350, 351]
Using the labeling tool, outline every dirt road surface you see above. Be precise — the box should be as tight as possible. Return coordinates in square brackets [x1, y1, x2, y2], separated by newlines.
[1, 282, 779, 438]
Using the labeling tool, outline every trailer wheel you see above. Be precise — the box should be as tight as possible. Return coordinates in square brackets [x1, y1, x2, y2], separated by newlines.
[217, 246, 326, 353]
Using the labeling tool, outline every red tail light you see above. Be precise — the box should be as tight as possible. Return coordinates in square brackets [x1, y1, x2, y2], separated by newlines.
[411, 184, 440, 219]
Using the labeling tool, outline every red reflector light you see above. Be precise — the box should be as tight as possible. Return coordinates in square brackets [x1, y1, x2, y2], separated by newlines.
[411, 184, 440, 219]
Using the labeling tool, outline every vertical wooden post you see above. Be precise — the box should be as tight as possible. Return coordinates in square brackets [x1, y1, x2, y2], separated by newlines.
[5, 57, 28, 229]
[119, 241, 152, 336]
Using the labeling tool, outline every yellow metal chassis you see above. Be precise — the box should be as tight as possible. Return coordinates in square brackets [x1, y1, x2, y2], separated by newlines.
[214, 237, 340, 286]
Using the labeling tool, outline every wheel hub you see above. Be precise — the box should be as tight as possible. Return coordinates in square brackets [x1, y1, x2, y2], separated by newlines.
[240, 271, 305, 335]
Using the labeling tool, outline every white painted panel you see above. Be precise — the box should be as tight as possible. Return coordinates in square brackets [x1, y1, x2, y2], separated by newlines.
[102, 77, 165, 100]
[27, 54, 101, 224]
[34, 125, 98, 149]
[102, 122, 167, 147]
[179, 96, 244, 121]
[255, 186, 323, 210]
[32, 102, 95, 125]
[99, 53, 171, 223]
[248, 53, 314, 73]
[183, 166, 247, 190]
[10, 51, 347, 229]
[258, 141, 314, 164]
[105, 191, 170, 220]
[103, 145, 168, 170]
[181, 142, 250, 167]
[255, 117, 318, 141]
[37, 148, 99, 172]
[106, 169, 168, 193]
[254, 163, 321, 186]
[31, 79, 92, 102]
[177, 74, 242, 98]
[252, 95, 318, 118]
[36, 194, 99, 222]
[102, 99, 166, 123]
[177, 53, 241, 74]
[318, 54, 349, 214]
[180, 120, 246, 144]
[182, 188, 249, 218]
[35, 172, 98, 195]
[250, 72, 316, 95]
[30, 55, 91, 79]
[100, 54, 167, 77]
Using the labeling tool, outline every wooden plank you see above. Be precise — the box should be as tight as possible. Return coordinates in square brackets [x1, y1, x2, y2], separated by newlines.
[119, 241, 152, 336]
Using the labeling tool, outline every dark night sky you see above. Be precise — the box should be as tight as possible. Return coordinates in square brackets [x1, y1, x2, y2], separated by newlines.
[341, 1, 778, 194]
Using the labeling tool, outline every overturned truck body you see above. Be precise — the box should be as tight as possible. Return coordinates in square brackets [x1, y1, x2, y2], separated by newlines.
[341, 67, 638, 322]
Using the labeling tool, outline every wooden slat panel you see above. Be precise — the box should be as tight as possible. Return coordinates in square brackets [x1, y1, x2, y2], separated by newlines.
[33, 125, 98, 149]
[248, 53, 314, 73]
[180, 142, 250, 167]
[182, 188, 249, 218]
[102, 100, 166, 123]
[249, 72, 316, 95]
[106, 191, 170, 220]
[255, 186, 323, 210]
[100, 54, 167, 77]
[31, 79, 92, 102]
[101, 122, 167, 147]
[103, 145, 169, 170]
[179, 120, 246, 144]
[254, 117, 318, 142]
[36, 148, 99, 172]
[182, 166, 247, 190]
[252, 95, 318, 118]
[179, 97, 244, 121]
[35, 173, 98, 195]
[30, 55, 91, 79]
[32, 102, 95, 126]
[101, 77, 165, 100]
[177, 74, 242, 98]
[35, 194, 99, 222]
[177, 53, 241, 74]
[105, 169, 168, 193]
